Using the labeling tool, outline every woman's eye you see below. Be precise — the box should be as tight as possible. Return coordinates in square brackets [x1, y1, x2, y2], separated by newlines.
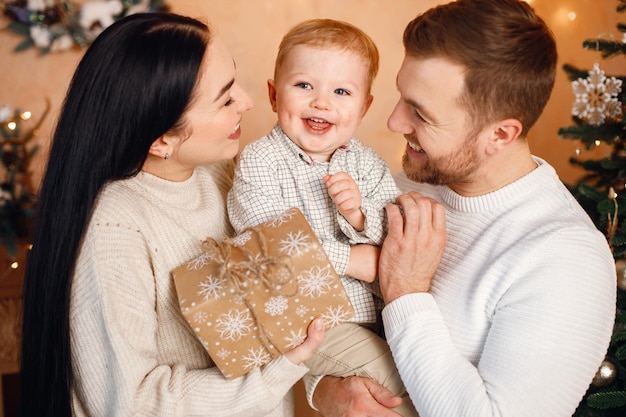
[334, 88, 349, 96]
[225, 97, 233, 106]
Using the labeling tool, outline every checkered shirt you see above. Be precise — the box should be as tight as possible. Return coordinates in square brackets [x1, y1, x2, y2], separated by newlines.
[228, 124, 400, 323]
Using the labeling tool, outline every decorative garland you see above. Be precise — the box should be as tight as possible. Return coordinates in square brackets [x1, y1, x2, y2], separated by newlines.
[2, 0, 169, 54]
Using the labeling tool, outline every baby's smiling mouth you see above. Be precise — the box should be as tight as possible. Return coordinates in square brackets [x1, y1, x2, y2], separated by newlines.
[306, 117, 331, 131]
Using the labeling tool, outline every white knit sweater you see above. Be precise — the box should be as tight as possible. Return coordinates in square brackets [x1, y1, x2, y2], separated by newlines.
[385, 157, 616, 417]
[69, 161, 309, 417]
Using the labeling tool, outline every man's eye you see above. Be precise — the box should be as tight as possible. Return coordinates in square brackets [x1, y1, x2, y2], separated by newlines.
[413, 110, 426, 122]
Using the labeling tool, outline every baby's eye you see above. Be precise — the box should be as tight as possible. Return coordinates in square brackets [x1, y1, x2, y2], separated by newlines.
[334, 88, 350, 96]
[296, 82, 312, 90]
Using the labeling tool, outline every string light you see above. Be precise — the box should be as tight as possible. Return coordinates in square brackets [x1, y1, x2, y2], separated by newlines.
[10, 261, 18, 269]
[595, 140, 601, 146]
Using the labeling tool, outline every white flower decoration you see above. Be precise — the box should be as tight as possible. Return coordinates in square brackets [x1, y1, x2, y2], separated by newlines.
[571, 63, 622, 125]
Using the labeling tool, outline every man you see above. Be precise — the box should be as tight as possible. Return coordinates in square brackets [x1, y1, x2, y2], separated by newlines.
[308, 0, 616, 416]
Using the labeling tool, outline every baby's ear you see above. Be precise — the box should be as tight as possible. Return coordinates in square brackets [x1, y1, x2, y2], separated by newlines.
[360, 94, 374, 119]
[267, 79, 278, 113]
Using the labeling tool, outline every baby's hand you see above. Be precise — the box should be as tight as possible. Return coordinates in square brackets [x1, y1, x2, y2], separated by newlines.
[323, 172, 364, 231]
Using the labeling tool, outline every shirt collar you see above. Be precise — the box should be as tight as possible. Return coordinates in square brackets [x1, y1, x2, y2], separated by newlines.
[270, 123, 352, 166]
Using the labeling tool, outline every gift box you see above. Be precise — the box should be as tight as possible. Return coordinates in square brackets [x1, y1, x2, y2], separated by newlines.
[173, 207, 354, 379]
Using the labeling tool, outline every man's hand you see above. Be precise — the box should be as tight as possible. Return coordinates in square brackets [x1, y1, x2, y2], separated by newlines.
[324, 172, 365, 231]
[313, 376, 403, 417]
[379, 192, 446, 303]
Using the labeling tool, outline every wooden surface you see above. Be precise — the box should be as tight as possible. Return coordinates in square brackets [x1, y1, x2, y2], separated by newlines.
[0, 244, 26, 417]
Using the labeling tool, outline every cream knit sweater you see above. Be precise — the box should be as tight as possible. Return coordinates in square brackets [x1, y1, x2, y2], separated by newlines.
[385, 158, 616, 417]
[69, 161, 309, 417]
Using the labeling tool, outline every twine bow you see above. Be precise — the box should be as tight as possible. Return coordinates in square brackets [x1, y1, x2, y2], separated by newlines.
[201, 228, 296, 297]
[201, 227, 298, 355]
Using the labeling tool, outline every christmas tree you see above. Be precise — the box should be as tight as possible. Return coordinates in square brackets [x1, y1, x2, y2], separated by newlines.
[558, 1, 626, 415]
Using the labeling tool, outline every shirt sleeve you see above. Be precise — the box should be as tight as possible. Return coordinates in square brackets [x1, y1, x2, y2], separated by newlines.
[336, 145, 400, 246]
[382, 230, 616, 417]
[228, 145, 291, 232]
[70, 222, 308, 417]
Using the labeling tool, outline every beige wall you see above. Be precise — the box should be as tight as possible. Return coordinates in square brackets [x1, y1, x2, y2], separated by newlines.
[1, 0, 623, 187]
[0, 1, 622, 415]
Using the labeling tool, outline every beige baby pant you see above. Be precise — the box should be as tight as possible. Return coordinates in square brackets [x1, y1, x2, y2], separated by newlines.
[305, 321, 419, 417]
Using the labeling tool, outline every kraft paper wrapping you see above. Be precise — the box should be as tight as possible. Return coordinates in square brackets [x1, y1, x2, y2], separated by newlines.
[173, 207, 354, 379]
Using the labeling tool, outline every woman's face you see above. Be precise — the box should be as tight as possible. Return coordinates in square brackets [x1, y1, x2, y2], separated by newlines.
[171, 37, 253, 175]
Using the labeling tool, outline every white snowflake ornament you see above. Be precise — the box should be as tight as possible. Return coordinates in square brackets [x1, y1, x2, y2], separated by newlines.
[571, 63, 622, 125]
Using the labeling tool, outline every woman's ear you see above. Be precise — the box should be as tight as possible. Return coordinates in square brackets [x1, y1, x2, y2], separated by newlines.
[148, 135, 172, 159]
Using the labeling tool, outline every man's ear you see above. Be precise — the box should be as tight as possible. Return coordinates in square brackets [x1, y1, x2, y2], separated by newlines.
[267, 79, 278, 113]
[486, 118, 523, 155]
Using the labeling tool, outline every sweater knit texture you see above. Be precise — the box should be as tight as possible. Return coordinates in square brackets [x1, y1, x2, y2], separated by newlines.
[69, 161, 309, 417]
[385, 157, 616, 417]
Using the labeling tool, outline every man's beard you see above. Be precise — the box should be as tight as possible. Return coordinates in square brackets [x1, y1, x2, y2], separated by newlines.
[403, 134, 480, 186]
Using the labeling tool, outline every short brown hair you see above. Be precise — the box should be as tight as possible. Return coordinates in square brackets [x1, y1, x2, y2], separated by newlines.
[403, 0, 557, 137]
[274, 19, 379, 93]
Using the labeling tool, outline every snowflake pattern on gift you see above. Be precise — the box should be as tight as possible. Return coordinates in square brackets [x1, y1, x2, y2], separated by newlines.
[321, 305, 352, 327]
[298, 266, 333, 298]
[242, 347, 272, 370]
[198, 336, 209, 350]
[193, 310, 208, 324]
[216, 347, 231, 360]
[215, 308, 254, 341]
[284, 328, 307, 349]
[279, 230, 309, 256]
[198, 275, 225, 301]
[230, 230, 252, 247]
[187, 252, 213, 270]
[295, 305, 309, 318]
[571, 62, 623, 125]
[265, 295, 289, 316]
[268, 209, 297, 227]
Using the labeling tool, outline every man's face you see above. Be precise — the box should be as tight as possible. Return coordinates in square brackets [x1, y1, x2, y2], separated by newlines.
[387, 55, 484, 189]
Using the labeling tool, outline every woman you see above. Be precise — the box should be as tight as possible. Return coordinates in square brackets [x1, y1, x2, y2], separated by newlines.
[20, 12, 324, 417]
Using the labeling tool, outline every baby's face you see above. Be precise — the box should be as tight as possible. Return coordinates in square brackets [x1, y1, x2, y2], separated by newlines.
[268, 45, 373, 162]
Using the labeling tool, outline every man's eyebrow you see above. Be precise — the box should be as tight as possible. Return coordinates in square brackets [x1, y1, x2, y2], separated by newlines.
[215, 78, 235, 102]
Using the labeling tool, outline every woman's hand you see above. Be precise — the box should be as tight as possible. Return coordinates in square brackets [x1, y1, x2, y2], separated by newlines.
[284, 318, 325, 365]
